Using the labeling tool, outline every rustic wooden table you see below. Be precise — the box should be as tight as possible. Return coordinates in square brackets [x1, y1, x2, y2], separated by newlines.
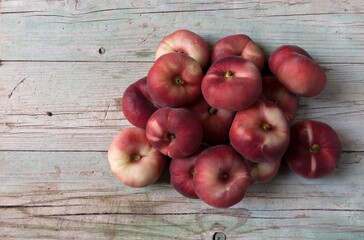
[1, 0, 363, 239]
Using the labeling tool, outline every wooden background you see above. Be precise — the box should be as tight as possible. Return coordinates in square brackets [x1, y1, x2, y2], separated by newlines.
[1, 0, 363, 239]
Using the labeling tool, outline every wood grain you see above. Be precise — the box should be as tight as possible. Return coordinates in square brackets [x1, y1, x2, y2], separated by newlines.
[1, 0, 363, 239]
[1, 151, 363, 239]
[0, 0, 363, 63]
[1, 62, 363, 151]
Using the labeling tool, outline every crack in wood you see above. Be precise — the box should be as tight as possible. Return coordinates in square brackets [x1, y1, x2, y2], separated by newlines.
[74, 0, 80, 11]
[0, 11, 45, 15]
[132, 7, 250, 15]
[252, 208, 364, 212]
[0, 204, 73, 209]
[5, 122, 15, 129]
[8, 77, 26, 99]
[0, 149, 107, 153]
[81, 7, 136, 15]
[32, 212, 221, 217]
[138, 27, 158, 45]
[52, 17, 130, 24]
[3, 202, 362, 214]
[102, 103, 111, 122]
[0, 60, 155, 63]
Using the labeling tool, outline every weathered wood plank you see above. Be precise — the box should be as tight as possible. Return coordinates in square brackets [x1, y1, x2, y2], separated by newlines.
[2, 0, 364, 14]
[0, 0, 363, 63]
[1, 61, 363, 151]
[1, 0, 364, 239]
[0, 151, 363, 239]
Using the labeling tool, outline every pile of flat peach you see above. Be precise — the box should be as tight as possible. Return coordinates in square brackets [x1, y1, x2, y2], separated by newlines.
[107, 30, 341, 208]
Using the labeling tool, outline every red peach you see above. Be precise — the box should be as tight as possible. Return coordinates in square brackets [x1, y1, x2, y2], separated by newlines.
[193, 145, 251, 208]
[155, 29, 210, 70]
[261, 75, 298, 121]
[246, 159, 281, 184]
[147, 52, 204, 107]
[169, 149, 204, 199]
[212, 34, 265, 71]
[122, 77, 159, 128]
[284, 120, 341, 179]
[230, 100, 290, 163]
[145, 107, 203, 158]
[188, 96, 236, 145]
[108, 127, 167, 187]
[269, 45, 327, 97]
[201, 56, 262, 111]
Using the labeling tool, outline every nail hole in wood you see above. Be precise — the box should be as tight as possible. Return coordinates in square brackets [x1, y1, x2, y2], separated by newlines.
[213, 232, 226, 240]
[46, 111, 53, 116]
[99, 47, 106, 54]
